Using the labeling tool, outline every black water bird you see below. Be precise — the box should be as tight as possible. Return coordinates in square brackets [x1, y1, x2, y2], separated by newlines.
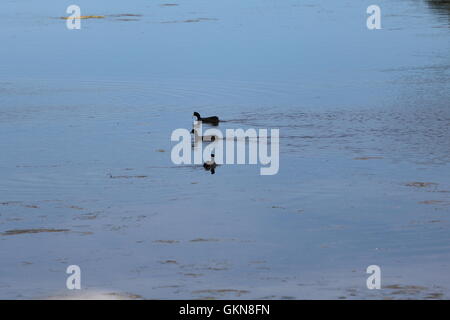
[203, 154, 217, 174]
[191, 129, 217, 142]
[193, 112, 220, 125]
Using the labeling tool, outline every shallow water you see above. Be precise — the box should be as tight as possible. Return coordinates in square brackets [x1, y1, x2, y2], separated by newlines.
[0, 0, 449, 299]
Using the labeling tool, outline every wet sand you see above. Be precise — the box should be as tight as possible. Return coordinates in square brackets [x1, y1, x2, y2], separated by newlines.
[0, 0, 450, 299]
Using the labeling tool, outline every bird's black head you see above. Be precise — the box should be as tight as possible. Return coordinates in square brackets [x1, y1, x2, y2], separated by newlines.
[211, 153, 215, 158]
[190, 129, 194, 134]
[193, 112, 201, 119]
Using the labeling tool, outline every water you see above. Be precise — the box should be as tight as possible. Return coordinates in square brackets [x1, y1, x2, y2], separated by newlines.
[0, 0, 449, 299]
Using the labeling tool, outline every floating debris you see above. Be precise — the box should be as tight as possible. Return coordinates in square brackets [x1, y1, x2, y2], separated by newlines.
[419, 200, 448, 205]
[183, 273, 203, 278]
[68, 205, 84, 210]
[405, 182, 438, 188]
[152, 240, 180, 244]
[109, 174, 148, 179]
[192, 289, 250, 297]
[60, 15, 105, 20]
[47, 290, 143, 300]
[353, 156, 384, 160]
[159, 260, 178, 264]
[384, 284, 427, 296]
[108, 14, 142, 18]
[1, 201, 22, 206]
[161, 18, 218, 24]
[1, 228, 70, 236]
[425, 292, 444, 299]
[59, 14, 143, 21]
[115, 19, 140, 22]
[189, 238, 220, 242]
[74, 213, 98, 220]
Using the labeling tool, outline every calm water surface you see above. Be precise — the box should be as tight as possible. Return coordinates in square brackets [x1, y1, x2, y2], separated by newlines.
[0, 0, 449, 299]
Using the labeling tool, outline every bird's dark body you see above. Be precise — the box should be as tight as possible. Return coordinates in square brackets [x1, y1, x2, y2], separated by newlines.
[200, 116, 219, 124]
[203, 162, 216, 170]
[203, 153, 217, 174]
